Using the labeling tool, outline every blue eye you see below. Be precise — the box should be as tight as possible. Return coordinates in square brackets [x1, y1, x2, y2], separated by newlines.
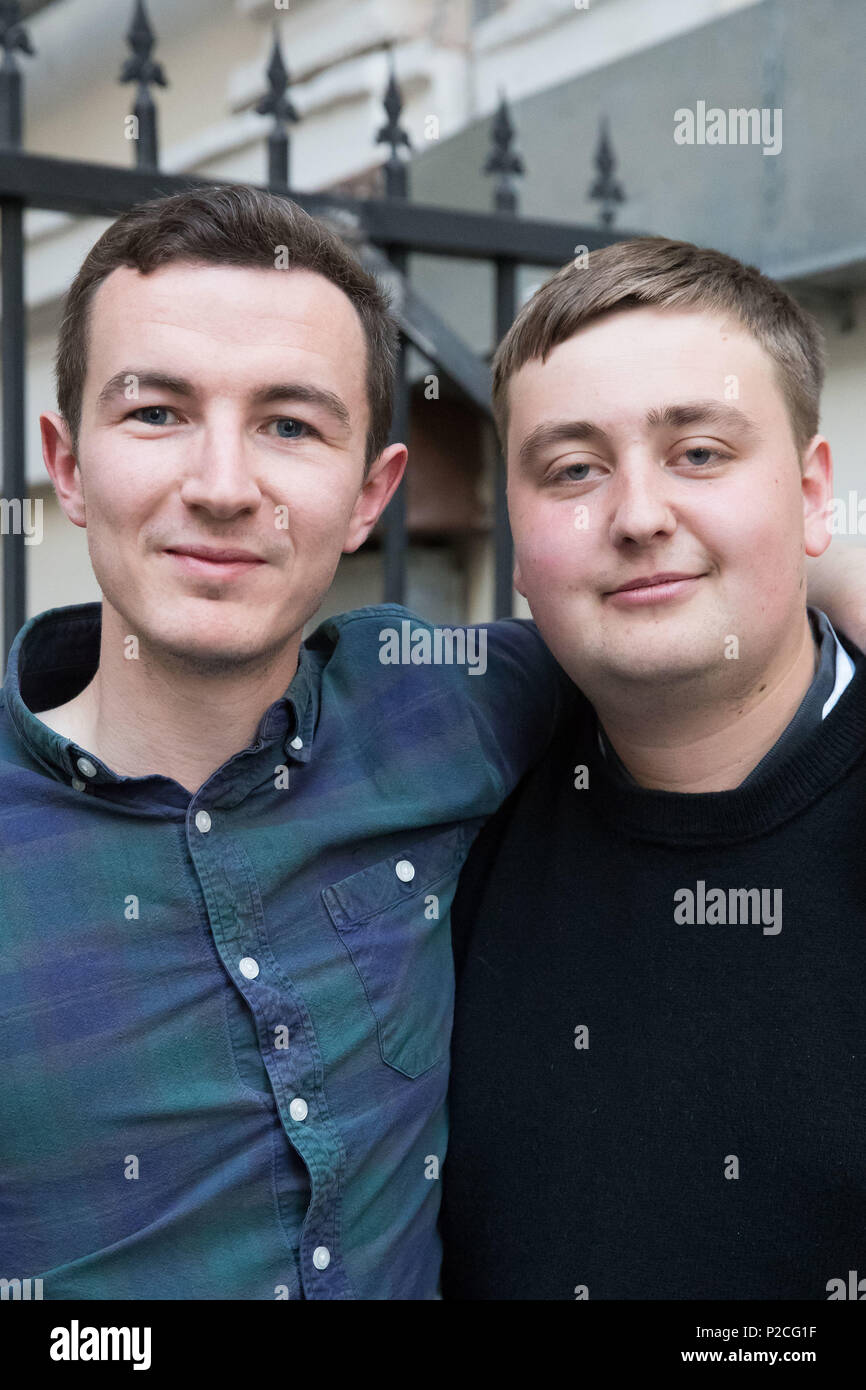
[682, 447, 721, 466]
[550, 463, 592, 483]
[273, 418, 309, 439]
[130, 406, 174, 426]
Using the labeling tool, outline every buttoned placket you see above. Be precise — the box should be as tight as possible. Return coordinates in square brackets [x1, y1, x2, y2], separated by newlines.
[183, 736, 353, 1300]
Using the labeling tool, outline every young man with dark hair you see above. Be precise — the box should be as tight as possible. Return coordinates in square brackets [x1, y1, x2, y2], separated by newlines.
[0, 184, 567, 1300]
[441, 237, 866, 1300]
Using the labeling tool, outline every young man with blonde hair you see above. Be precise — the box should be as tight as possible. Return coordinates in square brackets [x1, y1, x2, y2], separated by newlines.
[441, 237, 866, 1301]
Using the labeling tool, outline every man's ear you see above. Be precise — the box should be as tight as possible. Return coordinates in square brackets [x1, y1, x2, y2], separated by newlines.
[801, 434, 833, 559]
[343, 442, 408, 554]
[41, 410, 86, 528]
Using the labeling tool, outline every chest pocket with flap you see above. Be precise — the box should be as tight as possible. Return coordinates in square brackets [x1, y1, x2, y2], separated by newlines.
[322, 824, 470, 1078]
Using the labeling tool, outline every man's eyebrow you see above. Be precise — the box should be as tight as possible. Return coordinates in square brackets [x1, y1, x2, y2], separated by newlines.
[96, 371, 194, 409]
[96, 371, 352, 430]
[516, 399, 761, 467]
[517, 419, 610, 467]
[644, 400, 762, 440]
[249, 382, 352, 431]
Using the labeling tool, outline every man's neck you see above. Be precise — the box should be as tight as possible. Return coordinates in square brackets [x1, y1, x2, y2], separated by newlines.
[595, 613, 819, 793]
[36, 603, 303, 795]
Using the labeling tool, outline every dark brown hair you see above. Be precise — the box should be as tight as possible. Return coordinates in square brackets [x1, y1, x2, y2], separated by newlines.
[54, 183, 398, 472]
[492, 235, 826, 459]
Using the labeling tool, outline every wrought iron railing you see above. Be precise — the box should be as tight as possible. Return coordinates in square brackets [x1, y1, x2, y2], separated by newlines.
[0, 0, 639, 659]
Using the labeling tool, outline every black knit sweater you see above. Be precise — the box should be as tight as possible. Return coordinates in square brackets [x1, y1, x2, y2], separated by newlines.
[441, 643, 866, 1300]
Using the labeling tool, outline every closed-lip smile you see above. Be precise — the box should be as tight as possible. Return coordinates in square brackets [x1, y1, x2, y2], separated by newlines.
[609, 571, 702, 594]
[604, 571, 706, 606]
[165, 545, 265, 564]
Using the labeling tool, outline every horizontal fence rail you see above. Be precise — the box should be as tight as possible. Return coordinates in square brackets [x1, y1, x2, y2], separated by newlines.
[0, 149, 640, 262]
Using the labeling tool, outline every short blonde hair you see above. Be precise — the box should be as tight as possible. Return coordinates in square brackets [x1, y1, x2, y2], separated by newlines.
[492, 235, 826, 458]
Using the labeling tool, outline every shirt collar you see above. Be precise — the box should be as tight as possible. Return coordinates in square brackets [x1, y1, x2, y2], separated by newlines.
[3, 601, 319, 785]
[816, 608, 856, 718]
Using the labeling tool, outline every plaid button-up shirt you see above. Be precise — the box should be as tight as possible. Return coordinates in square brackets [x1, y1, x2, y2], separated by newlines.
[0, 601, 563, 1300]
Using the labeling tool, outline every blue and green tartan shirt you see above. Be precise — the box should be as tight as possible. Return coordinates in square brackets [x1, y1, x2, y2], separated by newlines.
[0, 601, 563, 1300]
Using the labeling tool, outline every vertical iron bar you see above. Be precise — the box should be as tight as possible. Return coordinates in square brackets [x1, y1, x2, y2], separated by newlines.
[377, 46, 411, 606]
[132, 81, 158, 170]
[2, 194, 26, 662]
[0, 38, 22, 146]
[268, 126, 289, 191]
[383, 246, 408, 606]
[0, 1, 33, 662]
[493, 258, 516, 619]
[484, 92, 523, 619]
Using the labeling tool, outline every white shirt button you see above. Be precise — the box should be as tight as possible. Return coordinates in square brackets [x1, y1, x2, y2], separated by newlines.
[289, 1097, 308, 1122]
[395, 859, 415, 883]
[71, 777, 86, 792]
[290, 735, 303, 750]
[239, 957, 259, 980]
[194, 810, 211, 834]
[312, 1246, 331, 1270]
[76, 756, 97, 778]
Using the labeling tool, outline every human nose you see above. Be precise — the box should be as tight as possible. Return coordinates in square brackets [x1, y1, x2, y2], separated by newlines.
[178, 413, 262, 519]
[607, 455, 677, 548]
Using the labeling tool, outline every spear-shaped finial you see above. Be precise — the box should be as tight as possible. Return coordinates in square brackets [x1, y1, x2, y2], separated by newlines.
[119, 0, 168, 170]
[255, 22, 300, 190]
[0, 1, 35, 148]
[587, 116, 625, 228]
[483, 89, 524, 214]
[376, 44, 411, 199]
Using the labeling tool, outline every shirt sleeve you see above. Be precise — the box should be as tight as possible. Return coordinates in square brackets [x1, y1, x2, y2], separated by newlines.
[457, 617, 575, 800]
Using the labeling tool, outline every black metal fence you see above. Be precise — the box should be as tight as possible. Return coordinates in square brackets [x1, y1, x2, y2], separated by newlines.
[0, 0, 640, 661]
